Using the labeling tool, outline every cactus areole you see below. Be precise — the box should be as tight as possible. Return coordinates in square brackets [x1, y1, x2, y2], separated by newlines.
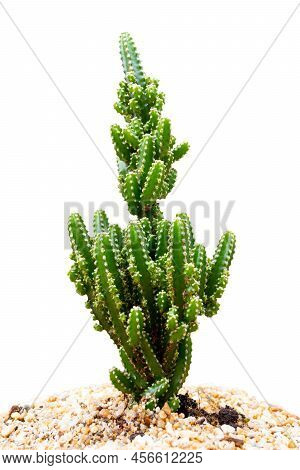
[68, 33, 236, 411]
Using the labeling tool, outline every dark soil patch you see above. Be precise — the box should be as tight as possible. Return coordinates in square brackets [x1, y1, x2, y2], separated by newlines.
[177, 393, 245, 428]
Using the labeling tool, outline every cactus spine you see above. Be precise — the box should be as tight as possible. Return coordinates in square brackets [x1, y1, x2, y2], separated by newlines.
[68, 33, 236, 410]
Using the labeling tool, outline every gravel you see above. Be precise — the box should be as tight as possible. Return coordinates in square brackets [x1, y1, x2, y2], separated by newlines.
[0, 384, 299, 450]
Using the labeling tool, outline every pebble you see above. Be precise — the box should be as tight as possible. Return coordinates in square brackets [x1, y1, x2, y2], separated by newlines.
[221, 424, 236, 434]
[48, 396, 57, 403]
[114, 402, 126, 418]
[0, 384, 299, 450]
[1, 425, 15, 438]
[90, 424, 99, 434]
[225, 435, 245, 447]
[157, 419, 165, 428]
[288, 440, 297, 449]
[10, 412, 22, 421]
[162, 403, 171, 416]
[159, 410, 167, 420]
[99, 408, 111, 419]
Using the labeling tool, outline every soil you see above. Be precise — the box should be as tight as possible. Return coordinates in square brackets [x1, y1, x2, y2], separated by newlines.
[177, 393, 245, 428]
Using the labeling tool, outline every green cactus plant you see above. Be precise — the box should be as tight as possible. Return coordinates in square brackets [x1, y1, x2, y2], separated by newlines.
[68, 33, 236, 411]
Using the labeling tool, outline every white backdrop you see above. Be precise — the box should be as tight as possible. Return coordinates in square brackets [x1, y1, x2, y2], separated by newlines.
[0, 0, 299, 422]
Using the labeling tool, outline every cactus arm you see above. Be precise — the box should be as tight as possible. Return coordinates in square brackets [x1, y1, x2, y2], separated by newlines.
[144, 377, 169, 397]
[156, 219, 170, 258]
[167, 218, 188, 315]
[165, 307, 179, 331]
[93, 209, 110, 235]
[123, 172, 140, 215]
[193, 243, 207, 299]
[177, 213, 195, 260]
[169, 323, 188, 343]
[183, 263, 200, 307]
[172, 142, 189, 161]
[156, 118, 171, 163]
[68, 213, 94, 277]
[127, 224, 155, 313]
[163, 323, 188, 372]
[156, 290, 169, 313]
[109, 224, 123, 252]
[139, 218, 155, 255]
[111, 124, 131, 164]
[98, 233, 124, 295]
[119, 34, 130, 77]
[162, 343, 178, 373]
[92, 307, 115, 340]
[93, 235, 131, 355]
[128, 117, 143, 137]
[110, 367, 136, 395]
[167, 335, 192, 397]
[123, 128, 139, 149]
[165, 168, 177, 194]
[119, 347, 148, 389]
[139, 217, 151, 239]
[162, 307, 179, 370]
[206, 231, 236, 297]
[127, 307, 165, 379]
[144, 378, 169, 409]
[140, 337, 165, 379]
[137, 135, 154, 186]
[184, 296, 203, 324]
[140, 160, 165, 204]
[127, 306, 144, 347]
[117, 158, 128, 177]
[145, 107, 159, 132]
[168, 396, 180, 411]
[119, 33, 145, 87]
[205, 269, 230, 317]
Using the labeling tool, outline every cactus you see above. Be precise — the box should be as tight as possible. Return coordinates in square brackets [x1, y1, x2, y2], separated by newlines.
[68, 33, 236, 410]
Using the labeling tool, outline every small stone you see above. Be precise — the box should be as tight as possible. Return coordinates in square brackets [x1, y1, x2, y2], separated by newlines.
[197, 417, 206, 425]
[59, 432, 72, 444]
[288, 440, 297, 449]
[221, 424, 235, 434]
[269, 405, 282, 412]
[115, 402, 126, 418]
[224, 435, 245, 447]
[99, 408, 111, 419]
[144, 416, 151, 426]
[25, 412, 35, 423]
[10, 412, 22, 421]
[90, 424, 99, 434]
[48, 396, 57, 403]
[1, 425, 16, 438]
[162, 403, 172, 416]
[157, 419, 165, 428]
[165, 421, 173, 434]
[214, 428, 224, 440]
[159, 410, 167, 420]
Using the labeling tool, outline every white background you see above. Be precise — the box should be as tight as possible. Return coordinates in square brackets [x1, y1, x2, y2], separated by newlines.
[0, 0, 299, 429]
